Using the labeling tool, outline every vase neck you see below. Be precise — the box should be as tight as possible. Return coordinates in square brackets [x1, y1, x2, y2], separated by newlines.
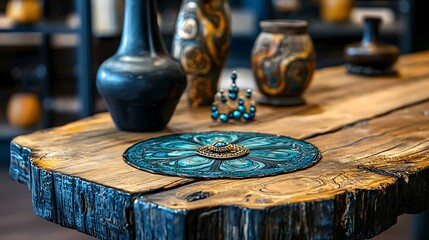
[362, 18, 381, 45]
[117, 0, 166, 55]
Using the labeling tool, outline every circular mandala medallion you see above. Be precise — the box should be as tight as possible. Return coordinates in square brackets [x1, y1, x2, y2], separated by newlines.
[123, 131, 321, 179]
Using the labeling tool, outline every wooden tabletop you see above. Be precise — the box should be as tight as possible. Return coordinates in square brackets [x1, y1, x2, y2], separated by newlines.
[10, 51, 429, 240]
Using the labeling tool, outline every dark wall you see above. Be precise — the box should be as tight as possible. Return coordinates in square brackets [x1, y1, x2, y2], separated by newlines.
[410, 0, 429, 52]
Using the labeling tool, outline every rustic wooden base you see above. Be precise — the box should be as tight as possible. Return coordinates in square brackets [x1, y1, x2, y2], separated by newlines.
[345, 63, 398, 76]
[9, 51, 429, 239]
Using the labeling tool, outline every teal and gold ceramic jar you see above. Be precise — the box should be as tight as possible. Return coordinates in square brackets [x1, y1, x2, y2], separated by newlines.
[251, 20, 316, 106]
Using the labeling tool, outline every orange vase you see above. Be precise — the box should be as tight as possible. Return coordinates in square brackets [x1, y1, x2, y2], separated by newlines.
[7, 93, 42, 128]
[6, 0, 42, 24]
[320, 0, 354, 23]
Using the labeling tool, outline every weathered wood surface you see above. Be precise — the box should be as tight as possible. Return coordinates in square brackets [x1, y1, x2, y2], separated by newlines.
[9, 51, 429, 239]
[137, 102, 429, 239]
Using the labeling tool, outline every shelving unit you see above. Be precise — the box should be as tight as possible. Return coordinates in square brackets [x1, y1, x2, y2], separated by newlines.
[0, 21, 77, 33]
[224, 0, 427, 67]
[0, 0, 94, 166]
[1, 3, 93, 118]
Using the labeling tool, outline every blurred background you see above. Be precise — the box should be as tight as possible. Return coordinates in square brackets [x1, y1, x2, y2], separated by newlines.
[0, 0, 428, 239]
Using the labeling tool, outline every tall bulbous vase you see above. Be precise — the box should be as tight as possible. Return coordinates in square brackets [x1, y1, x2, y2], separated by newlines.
[173, 0, 231, 108]
[96, 0, 187, 132]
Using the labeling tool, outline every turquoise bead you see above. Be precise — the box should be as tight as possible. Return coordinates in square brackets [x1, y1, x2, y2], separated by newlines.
[246, 90, 252, 99]
[233, 110, 241, 120]
[238, 105, 245, 113]
[214, 141, 227, 148]
[211, 111, 219, 120]
[220, 114, 228, 122]
[231, 72, 237, 81]
[243, 113, 251, 120]
[228, 92, 237, 100]
[228, 111, 234, 119]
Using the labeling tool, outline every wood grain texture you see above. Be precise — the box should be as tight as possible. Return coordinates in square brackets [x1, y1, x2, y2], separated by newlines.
[136, 102, 429, 239]
[9, 51, 429, 239]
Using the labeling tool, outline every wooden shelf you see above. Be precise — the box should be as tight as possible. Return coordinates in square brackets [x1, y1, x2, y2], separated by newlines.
[0, 22, 78, 34]
[0, 16, 78, 34]
[308, 20, 403, 39]
[44, 96, 106, 114]
[0, 0, 95, 131]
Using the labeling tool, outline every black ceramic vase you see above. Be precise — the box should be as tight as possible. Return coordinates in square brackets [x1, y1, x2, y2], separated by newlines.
[344, 17, 399, 76]
[97, 0, 187, 132]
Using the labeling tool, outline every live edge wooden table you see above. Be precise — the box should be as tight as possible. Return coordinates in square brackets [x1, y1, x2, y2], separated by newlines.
[9, 51, 429, 240]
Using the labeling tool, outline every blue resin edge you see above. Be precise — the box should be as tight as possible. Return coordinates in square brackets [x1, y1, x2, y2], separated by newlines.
[134, 197, 337, 239]
[9, 142, 135, 239]
[10, 142, 32, 188]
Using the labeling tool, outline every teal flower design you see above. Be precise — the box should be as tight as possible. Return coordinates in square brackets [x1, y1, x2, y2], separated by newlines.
[124, 131, 321, 179]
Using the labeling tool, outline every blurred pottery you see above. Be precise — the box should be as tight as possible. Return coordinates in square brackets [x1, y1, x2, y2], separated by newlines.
[96, 0, 187, 132]
[6, 0, 42, 24]
[320, 0, 354, 23]
[344, 17, 399, 76]
[7, 92, 41, 128]
[91, 0, 123, 37]
[251, 20, 316, 106]
[272, 0, 301, 13]
[173, 0, 231, 107]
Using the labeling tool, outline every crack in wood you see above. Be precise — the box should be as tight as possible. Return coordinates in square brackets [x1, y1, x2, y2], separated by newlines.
[305, 98, 429, 141]
[185, 191, 212, 202]
[320, 124, 415, 154]
[357, 164, 410, 183]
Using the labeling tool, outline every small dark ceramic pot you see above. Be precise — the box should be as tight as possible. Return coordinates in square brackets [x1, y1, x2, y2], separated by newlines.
[251, 20, 316, 106]
[96, 0, 187, 132]
[344, 17, 399, 75]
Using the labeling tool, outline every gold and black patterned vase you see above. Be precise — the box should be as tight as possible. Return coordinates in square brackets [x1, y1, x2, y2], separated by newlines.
[173, 0, 231, 107]
[251, 20, 316, 106]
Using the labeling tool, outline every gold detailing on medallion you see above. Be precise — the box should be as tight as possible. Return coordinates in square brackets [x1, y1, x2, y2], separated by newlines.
[196, 140, 249, 159]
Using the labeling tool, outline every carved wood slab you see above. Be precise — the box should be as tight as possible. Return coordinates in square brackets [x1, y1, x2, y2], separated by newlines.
[9, 51, 429, 239]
